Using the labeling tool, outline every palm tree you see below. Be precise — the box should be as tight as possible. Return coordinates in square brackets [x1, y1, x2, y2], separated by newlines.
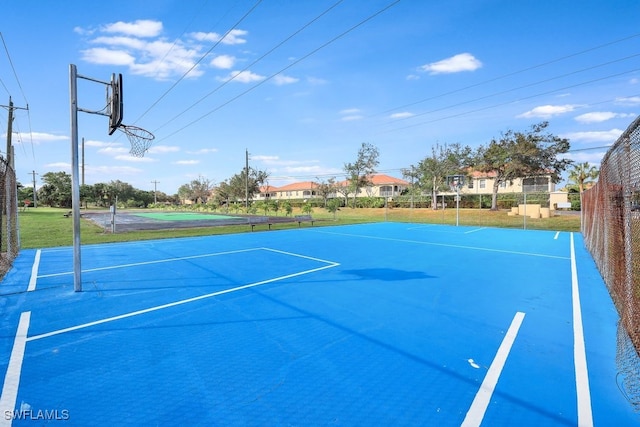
[568, 162, 599, 193]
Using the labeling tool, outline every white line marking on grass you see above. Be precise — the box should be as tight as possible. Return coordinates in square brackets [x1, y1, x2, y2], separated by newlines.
[38, 247, 263, 278]
[570, 232, 593, 427]
[313, 230, 569, 260]
[27, 263, 339, 342]
[461, 311, 525, 427]
[27, 250, 41, 291]
[554, 231, 560, 240]
[0, 311, 31, 427]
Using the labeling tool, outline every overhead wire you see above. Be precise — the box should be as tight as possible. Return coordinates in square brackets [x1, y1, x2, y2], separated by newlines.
[158, 0, 402, 142]
[381, 70, 640, 134]
[134, 0, 264, 124]
[375, 32, 640, 117]
[153, 0, 346, 134]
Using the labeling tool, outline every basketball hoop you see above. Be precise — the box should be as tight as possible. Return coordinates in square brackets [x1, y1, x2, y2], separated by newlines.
[117, 124, 155, 157]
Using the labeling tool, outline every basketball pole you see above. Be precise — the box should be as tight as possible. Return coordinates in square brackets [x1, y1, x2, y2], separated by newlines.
[69, 64, 82, 292]
[69, 65, 121, 292]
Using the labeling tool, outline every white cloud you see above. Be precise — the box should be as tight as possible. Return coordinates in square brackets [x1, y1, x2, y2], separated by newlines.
[517, 104, 579, 119]
[562, 129, 623, 143]
[189, 29, 248, 45]
[11, 132, 67, 143]
[115, 154, 156, 162]
[147, 145, 180, 154]
[420, 53, 482, 74]
[210, 54, 236, 69]
[102, 20, 163, 38]
[174, 160, 200, 165]
[273, 74, 299, 85]
[98, 146, 130, 156]
[574, 112, 635, 123]
[616, 96, 640, 105]
[187, 148, 218, 154]
[81, 47, 136, 66]
[390, 112, 414, 119]
[218, 70, 265, 83]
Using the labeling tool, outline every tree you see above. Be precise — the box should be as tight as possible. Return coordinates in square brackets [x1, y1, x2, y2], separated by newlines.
[178, 175, 213, 204]
[315, 177, 338, 207]
[344, 142, 379, 208]
[226, 167, 269, 202]
[37, 172, 72, 207]
[567, 162, 599, 193]
[412, 143, 473, 210]
[475, 122, 572, 210]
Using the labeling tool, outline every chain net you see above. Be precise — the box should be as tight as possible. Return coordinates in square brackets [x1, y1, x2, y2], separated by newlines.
[0, 157, 19, 279]
[582, 115, 640, 409]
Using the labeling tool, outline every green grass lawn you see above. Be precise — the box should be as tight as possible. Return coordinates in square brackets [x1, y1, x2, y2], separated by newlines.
[18, 206, 581, 249]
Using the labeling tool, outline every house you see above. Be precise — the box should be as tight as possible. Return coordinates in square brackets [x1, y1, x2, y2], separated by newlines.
[259, 174, 410, 201]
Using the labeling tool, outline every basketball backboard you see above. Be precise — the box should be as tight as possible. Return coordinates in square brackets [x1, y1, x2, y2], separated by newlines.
[108, 73, 123, 135]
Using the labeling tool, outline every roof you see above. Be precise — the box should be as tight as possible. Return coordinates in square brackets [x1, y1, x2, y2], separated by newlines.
[273, 181, 317, 192]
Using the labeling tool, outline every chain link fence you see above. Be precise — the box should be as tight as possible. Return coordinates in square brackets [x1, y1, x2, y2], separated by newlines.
[582, 115, 640, 409]
[0, 157, 19, 278]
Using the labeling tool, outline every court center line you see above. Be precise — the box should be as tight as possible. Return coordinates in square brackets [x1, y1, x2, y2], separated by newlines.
[27, 250, 41, 292]
[461, 311, 526, 427]
[0, 311, 31, 427]
[554, 231, 560, 240]
[37, 247, 263, 278]
[27, 262, 339, 342]
[313, 230, 569, 260]
[570, 232, 593, 427]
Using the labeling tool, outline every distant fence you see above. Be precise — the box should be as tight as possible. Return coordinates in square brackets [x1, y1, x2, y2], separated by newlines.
[582, 115, 640, 409]
[0, 157, 19, 278]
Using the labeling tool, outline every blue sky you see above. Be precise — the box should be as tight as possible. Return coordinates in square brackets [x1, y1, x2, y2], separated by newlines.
[1, 0, 639, 195]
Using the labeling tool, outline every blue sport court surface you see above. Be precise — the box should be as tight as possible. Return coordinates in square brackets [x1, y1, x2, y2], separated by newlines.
[1, 223, 638, 426]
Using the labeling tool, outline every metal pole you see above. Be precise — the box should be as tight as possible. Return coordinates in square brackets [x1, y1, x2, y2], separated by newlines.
[70, 64, 82, 292]
[456, 185, 460, 226]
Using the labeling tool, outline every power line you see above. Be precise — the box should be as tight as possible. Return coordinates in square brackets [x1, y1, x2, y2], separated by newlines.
[153, 0, 346, 134]
[375, 32, 640, 117]
[382, 70, 640, 134]
[134, 0, 264, 124]
[0, 32, 29, 105]
[159, 0, 401, 142]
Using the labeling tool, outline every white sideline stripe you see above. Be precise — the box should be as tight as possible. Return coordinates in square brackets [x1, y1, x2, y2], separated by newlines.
[27, 263, 339, 342]
[27, 250, 41, 291]
[0, 311, 31, 427]
[554, 231, 560, 240]
[461, 311, 525, 427]
[38, 247, 262, 278]
[314, 230, 569, 260]
[570, 232, 593, 427]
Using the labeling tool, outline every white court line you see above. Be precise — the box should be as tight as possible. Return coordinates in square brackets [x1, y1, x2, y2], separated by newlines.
[461, 311, 526, 427]
[313, 230, 569, 260]
[27, 262, 339, 342]
[261, 247, 338, 265]
[554, 231, 560, 240]
[570, 232, 593, 426]
[464, 228, 486, 234]
[0, 311, 31, 427]
[38, 247, 262, 278]
[27, 250, 41, 292]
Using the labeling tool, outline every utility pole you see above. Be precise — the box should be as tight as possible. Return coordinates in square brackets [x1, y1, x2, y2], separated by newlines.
[151, 180, 159, 204]
[31, 171, 38, 208]
[2, 97, 28, 166]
